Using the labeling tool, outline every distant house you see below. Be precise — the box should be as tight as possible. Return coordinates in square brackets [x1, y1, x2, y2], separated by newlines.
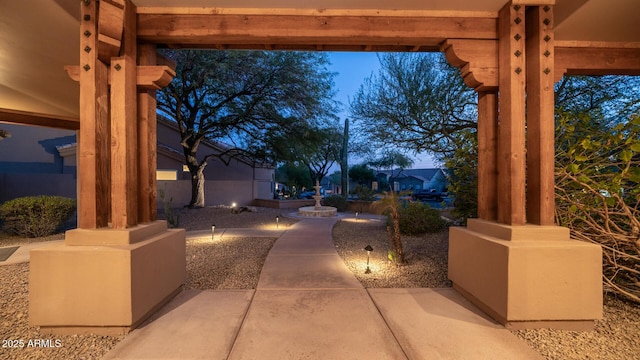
[0, 120, 274, 207]
[375, 168, 448, 192]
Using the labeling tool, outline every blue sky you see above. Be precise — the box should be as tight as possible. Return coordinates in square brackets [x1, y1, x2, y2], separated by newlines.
[326, 52, 437, 169]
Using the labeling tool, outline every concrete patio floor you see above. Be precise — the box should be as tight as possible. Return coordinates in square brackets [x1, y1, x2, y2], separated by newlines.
[102, 216, 543, 360]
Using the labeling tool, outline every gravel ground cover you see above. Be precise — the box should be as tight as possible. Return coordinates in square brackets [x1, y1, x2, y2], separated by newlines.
[332, 218, 451, 288]
[1, 206, 638, 359]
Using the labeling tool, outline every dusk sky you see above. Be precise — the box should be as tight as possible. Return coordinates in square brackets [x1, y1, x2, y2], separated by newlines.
[326, 52, 437, 169]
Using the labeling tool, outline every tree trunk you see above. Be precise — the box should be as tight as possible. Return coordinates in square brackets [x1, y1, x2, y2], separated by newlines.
[392, 211, 404, 264]
[340, 118, 349, 197]
[190, 166, 206, 208]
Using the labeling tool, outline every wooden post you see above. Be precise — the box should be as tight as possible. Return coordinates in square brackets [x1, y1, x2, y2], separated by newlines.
[78, 0, 110, 229]
[477, 92, 498, 221]
[526, 5, 555, 225]
[110, 0, 138, 228]
[137, 44, 158, 223]
[497, 2, 527, 225]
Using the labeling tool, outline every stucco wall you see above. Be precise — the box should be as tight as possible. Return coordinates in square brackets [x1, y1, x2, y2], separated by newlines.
[0, 121, 274, 206]
[158, 179, 273, 208]
[0, 123, 76, 174]
[0, 173, 77, 202]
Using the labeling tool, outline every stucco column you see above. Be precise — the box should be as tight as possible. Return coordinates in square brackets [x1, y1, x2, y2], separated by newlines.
[448, 2, 602, 330]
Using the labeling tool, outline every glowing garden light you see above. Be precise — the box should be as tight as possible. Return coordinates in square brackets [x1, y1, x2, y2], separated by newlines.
[364, 244, 373, 274]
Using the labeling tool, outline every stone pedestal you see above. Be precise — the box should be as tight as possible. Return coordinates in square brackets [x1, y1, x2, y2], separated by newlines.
[29, 221, 186, 335]
[448, 219, 602, 330]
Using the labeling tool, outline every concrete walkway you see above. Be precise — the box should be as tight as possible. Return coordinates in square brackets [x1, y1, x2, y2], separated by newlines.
[0, 240, 64, 265]
[103, 216, 543, 360]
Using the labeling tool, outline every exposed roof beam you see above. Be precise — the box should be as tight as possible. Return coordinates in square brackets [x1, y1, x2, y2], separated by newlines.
[137, 13, 497, 50]
[0, 109, 79, 130]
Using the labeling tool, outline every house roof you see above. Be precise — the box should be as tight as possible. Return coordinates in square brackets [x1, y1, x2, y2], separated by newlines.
[377, 168, 443, 182]
[1, 1, 639, 126]
[157, 116, 274, 168]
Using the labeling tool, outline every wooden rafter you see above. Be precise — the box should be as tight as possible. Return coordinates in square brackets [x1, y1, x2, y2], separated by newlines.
[0, 109, 79, 130]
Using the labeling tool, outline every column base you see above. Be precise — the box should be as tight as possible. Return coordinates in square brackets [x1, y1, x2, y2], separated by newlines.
[29, 221, 186, 335]
[448, 219, 603, 330]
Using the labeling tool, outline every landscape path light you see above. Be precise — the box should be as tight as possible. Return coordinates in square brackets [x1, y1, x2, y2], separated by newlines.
[355, 211, 359, 222]
[364, 244, 373, 274]
[276, 215, 280, 229]
[211, 224, 216, 241]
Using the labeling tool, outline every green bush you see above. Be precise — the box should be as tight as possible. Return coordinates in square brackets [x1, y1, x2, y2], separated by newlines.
[322, 195, 348, 212]
[394, 201, 447, 235]
[350, 185, 376, 201]
[0, 196, 76, 237]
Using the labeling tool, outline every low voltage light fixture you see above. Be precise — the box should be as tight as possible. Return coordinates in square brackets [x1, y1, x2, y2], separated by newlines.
[211, 224, 216, 241]
[355, 211, 359, 222]
[364, 244, 373, 274]
[276, 215, 280, 229]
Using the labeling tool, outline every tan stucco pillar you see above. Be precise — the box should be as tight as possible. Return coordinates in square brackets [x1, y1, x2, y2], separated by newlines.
[30, 0, 185, 335]
[448, 2, 602, 329]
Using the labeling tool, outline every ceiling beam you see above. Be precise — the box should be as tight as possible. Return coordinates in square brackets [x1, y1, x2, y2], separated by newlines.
[555, 46, 640, 80]
[137, 13, 497, 49]
[0, 109, 79, 130]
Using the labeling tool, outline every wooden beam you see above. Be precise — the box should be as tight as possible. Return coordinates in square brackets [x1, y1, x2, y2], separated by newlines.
[497, 2, 527, 226]
[79, 0, 110, 229]
[137, 44, 158, 224]
[110, 0, 137, 229]
[65, 65, 175, 90]
[555, 46, 640, 81]
[477, 92, 498, 221]
[0, 109, 79, 130]
[526, 5, 555, 226]
[137, 13, 497, 49]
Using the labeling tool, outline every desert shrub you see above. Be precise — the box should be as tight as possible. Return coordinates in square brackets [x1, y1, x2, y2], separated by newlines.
[0, 196, 76, 237]
[159, 188, 180, 228]
[395, 201, 448, 235]
[322, 195, 348, 212]
[351, 185, 376, 201]
[555, 111, 640, 303]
